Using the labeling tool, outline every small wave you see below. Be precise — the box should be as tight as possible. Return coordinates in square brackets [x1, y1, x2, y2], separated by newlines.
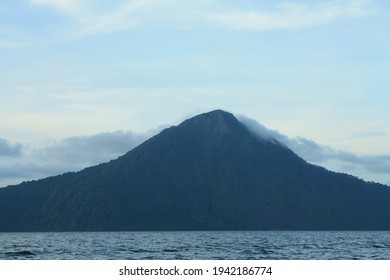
[130, 249, 156, 253]
[4, 250, 36, 257]
[163, 249, 179, 253]
[372, 243, 390, 249]
[250, 247, 274, 255]
[260, 249, 274, 255]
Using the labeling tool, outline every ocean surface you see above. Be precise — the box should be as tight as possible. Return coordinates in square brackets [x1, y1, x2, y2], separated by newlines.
[1, 231, 390, 260]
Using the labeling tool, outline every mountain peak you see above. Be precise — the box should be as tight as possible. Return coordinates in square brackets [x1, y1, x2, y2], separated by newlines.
[201, 109, 233, 118]
[180, 109, 249, 137]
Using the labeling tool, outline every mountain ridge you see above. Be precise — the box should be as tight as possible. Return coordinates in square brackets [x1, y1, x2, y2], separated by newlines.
[1, 110, 390, 231]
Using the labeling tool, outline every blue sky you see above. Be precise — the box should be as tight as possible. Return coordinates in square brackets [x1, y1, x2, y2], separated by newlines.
[1, 0, 390, 187]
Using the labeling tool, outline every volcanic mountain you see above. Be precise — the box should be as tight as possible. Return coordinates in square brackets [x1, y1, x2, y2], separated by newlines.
[1, 110, 390, 231]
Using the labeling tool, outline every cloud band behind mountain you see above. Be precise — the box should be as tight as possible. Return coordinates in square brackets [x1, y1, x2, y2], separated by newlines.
[0, 138, 22, 157]
[238, 114, 390, 184]
[1, 116, 389, 187]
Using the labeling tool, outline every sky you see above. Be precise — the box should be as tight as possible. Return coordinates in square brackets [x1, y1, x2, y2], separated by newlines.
[1, 0, 390, 187]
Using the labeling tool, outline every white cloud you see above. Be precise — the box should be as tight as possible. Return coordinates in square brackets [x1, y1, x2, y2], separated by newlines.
[26, 0, 375, 38]
[210, 0, 373, 30]
[29, 0, 155, 38]
[75, 0, 155, 37]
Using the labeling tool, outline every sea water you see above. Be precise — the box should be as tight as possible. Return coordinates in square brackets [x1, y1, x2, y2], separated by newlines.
[1, 231, 389, 260]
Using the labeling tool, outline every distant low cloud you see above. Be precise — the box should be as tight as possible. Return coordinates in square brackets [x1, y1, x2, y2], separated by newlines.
[238, 115, 390, 185]
[0, 129, 160, 187]
[0, 138, 22, 157]
[34, 130, 147, 164]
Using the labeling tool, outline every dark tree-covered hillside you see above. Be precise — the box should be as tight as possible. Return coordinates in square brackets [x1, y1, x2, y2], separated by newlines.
[1, 110, 390, 231]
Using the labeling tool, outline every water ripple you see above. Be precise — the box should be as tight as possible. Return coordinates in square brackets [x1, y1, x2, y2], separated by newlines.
[0, 231, 389, 260]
